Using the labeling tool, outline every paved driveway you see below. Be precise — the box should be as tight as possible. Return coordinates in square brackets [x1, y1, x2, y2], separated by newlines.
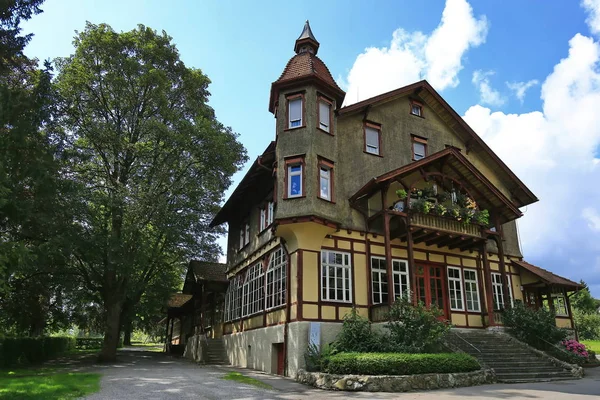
[84, 348, 600, 400]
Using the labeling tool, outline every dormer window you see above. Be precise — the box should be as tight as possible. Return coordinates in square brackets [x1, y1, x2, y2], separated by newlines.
[410, 99, 423, 117]
[287, 94, 304, 129]
[318, 96, 333, 133]
[412, 135, 427, 161]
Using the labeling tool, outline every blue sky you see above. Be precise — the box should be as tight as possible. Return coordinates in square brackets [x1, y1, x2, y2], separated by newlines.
[22, 0, 600, 296]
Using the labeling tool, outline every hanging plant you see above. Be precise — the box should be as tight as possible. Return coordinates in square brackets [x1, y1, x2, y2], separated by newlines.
[474, 209, 490, 226]
[412, 198, 432, 214]
[433, 203, 447, 216]
[395, 189, 408, 200]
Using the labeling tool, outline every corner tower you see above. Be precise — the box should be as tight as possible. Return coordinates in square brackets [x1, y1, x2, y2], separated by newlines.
[270, 21, 346, 224]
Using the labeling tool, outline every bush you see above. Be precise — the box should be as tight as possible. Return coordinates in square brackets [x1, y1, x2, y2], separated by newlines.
[503, 302, 567, 347]
[0, 337, 76, 367]
[304, 342, 338, 372]
[325, 352, 480, 375]
[384, 294, 450, 353]
[574, 310, 600, 340]
[76, 337, 104, 350]
[335, 308, 384, 353]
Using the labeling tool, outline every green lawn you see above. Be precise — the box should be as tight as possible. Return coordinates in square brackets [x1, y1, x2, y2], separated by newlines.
[0, 371, 100, 400]
[221, 372, 273, 390]
[582, 340, 600, 353]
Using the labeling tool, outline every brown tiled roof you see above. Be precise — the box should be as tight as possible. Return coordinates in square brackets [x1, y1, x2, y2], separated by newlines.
[189, 260, 227, 282]
[512, 260, 583, 290]
[275, 52, 342, 92]
[167, 293, 192, 308]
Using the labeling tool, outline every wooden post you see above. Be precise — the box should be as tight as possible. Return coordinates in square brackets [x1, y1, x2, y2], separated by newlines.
[475, 252, 487, 327]
[164, 316, 170, 351]
[481, 244, 495, 325]
[383, 211, 393, 307]
[406, 217, 416, 305]
[495, 221, 511, 309]
[565, 288, 578, 340]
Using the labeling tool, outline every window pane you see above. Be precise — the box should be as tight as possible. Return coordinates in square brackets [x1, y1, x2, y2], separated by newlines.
[320, 168, 330, 199]
[411, 104, 421, 116]
[414, 142, 425, 159]
[289, 98, 301, 125]
[290, 171, 301, 196]
[319, 101, 330, 131]
[365, 128, 379, 154]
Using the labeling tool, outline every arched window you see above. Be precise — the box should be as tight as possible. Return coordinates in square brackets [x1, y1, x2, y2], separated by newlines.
[266, 247, 287, 309]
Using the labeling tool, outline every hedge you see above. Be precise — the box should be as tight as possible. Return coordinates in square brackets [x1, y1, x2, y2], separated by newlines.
[0, 337, 76, 367]
[76, 337, 104, 350]
[325, 352, 481, 376]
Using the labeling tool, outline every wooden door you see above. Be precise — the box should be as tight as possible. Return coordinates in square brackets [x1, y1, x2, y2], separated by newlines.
[414, 264, 448, 318]
[274, 343, 285, 376]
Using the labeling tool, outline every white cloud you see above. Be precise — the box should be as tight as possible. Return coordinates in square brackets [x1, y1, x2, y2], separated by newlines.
[506, 79, 539, 103]
[582, 208, 600, 231]
[472, 70, 505, 107]
[583, 0, 600, 35]
[463, 29, 600, 291]
[343, 0, 488, 105]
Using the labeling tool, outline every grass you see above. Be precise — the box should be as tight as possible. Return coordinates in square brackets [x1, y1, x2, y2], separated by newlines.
[0, 371, 100, 400]
[222, 372, 273, 390]
[128, 342, 163, 352]
[582, 340, 600, 353]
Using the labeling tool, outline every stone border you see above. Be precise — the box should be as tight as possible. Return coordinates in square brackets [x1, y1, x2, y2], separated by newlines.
[295, 368, 496, 392]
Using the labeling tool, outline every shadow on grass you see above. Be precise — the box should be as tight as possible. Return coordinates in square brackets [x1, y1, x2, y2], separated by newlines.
[0, 372, 100, 400]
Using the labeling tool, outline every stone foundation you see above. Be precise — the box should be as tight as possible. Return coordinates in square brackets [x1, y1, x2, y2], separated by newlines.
[295, 369, 496, 392]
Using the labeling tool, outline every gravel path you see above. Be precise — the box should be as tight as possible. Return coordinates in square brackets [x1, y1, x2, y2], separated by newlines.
[83, 348, 600, 400]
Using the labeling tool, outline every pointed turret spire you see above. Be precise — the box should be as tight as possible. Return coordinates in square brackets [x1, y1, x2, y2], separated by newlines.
[294, 20, 320, 55]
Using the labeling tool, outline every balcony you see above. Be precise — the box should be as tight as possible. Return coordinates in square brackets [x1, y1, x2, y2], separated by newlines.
[410, 212, 483, 238]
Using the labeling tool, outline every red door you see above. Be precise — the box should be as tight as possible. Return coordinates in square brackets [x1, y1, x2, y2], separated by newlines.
[275, 343, 285, 376]
[414, 264, 448, 318]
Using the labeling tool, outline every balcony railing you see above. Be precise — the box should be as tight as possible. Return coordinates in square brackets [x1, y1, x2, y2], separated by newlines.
[410, 212, 483, 238]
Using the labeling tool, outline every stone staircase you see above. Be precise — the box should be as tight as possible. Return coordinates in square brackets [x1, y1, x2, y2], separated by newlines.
[445, 329, 578, 383]
[204, 338, 229, 365]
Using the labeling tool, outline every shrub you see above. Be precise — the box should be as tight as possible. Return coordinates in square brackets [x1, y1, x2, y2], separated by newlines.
[502, 302, 567, 347]
[335, 308, 383, 353]
[76, 337, 104, 350]
[304, 342, 338, 372]
[560, 339, 589, 359]
[0, 337, 76, 367]
[384, 294, 450, 353]
[574, 310, 600, 340]
[325, 352, 480, 375]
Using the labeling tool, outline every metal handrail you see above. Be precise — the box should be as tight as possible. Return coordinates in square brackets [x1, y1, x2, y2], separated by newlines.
[452, 331, 481, 353]
[533, 335, 578, 359]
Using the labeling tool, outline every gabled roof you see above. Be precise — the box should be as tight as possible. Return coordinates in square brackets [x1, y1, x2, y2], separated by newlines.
[350, 147, 523, 224]
[189, 260, 227, 283]
[512, 260, 582, 291]
[339, 80, 538, 209]
[210, 141, 276, 227]
[167, 293, 192, 309]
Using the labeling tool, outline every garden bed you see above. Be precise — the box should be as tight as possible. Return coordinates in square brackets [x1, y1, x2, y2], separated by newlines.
[296, 369, 495, 392]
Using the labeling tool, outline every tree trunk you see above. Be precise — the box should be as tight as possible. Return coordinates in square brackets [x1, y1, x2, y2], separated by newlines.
[123, 317, 132, 346]
[98, 298, 124, 362]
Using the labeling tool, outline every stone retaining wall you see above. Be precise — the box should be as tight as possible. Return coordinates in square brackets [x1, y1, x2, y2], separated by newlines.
[295, 368, 496, 392]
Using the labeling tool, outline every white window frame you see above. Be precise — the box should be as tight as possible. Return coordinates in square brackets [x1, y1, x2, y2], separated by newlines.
[413, 141, 426, 160]
[288, 97, 302, 128]
[319, 166, 331, 201]
[491, 272, 505, 310]
[411, 103, 422, 116]
[365, 126, 380, 155]
[392, 259, 410, 299]
[259, 201, 274, 232]
[265, 247, 287, 310]
[319, 100, 331, 132]
[463, 268, 481, 312]
[242, 263, 264, 317]
[267, 201, 274, 226]
[447, 266, 464, 311]
[370, 256, 388, 304]
[287, 164, 303, 198]
[321, 250, 352, 302]
[551, 292, 569, 317]
[224, 275, 243, 321]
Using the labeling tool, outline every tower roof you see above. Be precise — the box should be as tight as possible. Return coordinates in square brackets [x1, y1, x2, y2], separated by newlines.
[269, 21, 345, 113]
[294, 20, 320, 55]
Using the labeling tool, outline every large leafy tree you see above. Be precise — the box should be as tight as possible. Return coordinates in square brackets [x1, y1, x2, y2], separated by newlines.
[54, 23, 246, 361]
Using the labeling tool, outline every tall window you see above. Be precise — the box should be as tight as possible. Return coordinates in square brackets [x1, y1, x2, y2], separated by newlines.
[285, 157, 304, 199]
[551, 292, 569, 316]
[224, 275, 243, 321]
[463, 269, 481, 312]
[287, 95, 303, 129]
[321, 250, 352, 302]
[242, 263, 264, 317]
[364, 123, 381, 155]
[491, 272, 505, 310]
[410, 99, 423, 117]
[412, 136, 427, 161]
[318, 97, 332, 133]
[259, 201, 274, 231]
[371, 257, 388, 304]
[447, 267, 464, 311]
[239, 222, 250, 249]
[266, 247, 287, 309]
[318, 158, 334, 202]
[392, 259, 410, 299]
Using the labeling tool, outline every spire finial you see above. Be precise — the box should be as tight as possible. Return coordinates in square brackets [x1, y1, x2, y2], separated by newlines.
[294, 20, 320, 55]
